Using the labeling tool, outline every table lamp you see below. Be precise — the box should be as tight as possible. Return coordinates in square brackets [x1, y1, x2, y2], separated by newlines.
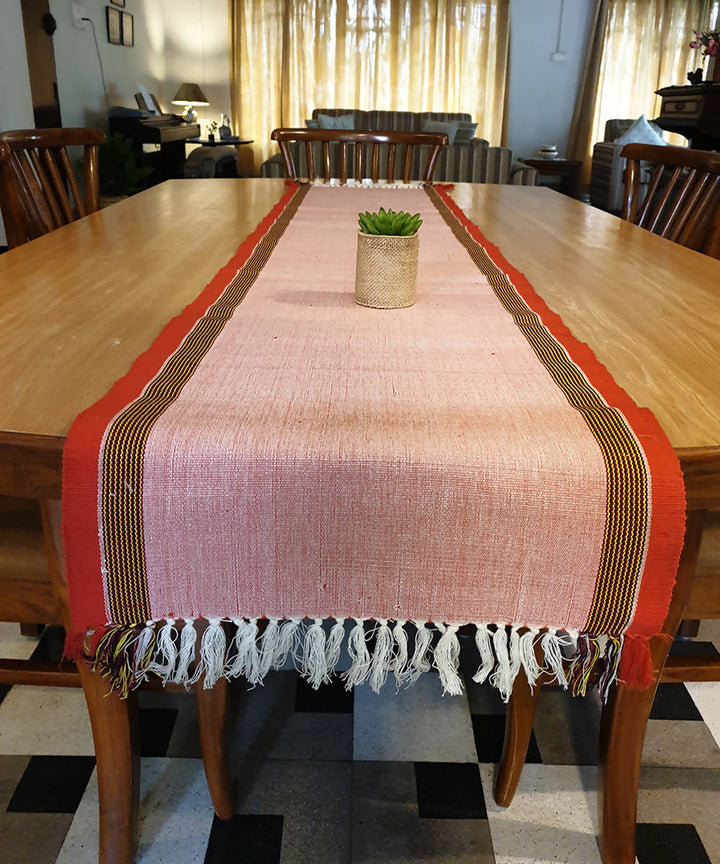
[171, 83, 209, 124]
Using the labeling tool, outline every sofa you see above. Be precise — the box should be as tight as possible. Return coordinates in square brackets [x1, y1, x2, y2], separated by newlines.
[260, 109, 537, 185]
[589, 118, 668, 212]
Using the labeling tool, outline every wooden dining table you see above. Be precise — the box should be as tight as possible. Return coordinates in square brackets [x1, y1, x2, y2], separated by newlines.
[0, 178, 718, 864]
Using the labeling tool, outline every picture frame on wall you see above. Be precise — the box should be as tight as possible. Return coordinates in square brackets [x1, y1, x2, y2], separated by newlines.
[106, 7, 121, 44]
[121, 12, 134, 47]
[110, 0, 125, 7]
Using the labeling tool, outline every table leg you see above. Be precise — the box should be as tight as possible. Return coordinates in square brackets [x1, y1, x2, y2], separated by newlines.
[78, 662, 140, 864]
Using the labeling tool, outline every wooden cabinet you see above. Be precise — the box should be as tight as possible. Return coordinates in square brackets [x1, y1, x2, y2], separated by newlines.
[654, 84, 720, 149]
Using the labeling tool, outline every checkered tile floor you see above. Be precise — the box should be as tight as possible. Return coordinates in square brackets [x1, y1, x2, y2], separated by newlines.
[0, 622, 718, 864]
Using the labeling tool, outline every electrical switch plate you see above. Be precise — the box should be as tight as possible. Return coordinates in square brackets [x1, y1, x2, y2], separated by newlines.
[551, 51, 567, 63]
[71, 3, 86, 28]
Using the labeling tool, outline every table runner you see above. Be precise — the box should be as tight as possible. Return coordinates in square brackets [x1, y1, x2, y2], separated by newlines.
[62, 183, 686, 699]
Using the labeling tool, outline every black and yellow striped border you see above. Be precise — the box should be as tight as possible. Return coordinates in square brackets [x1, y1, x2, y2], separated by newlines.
[426, 186, 649, 635]
[100, 185, 309, 622]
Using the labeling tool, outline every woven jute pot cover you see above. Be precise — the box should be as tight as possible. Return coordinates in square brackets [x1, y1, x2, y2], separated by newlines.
[354, 231, 419, 309]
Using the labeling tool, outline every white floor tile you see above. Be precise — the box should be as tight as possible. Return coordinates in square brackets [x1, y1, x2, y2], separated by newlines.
[353, 673, 476, 762]
[0, 686, 94, 755]
[686, 681, 720, 749]
[56, 758, 215, 864]
[479, 763, 604, 864]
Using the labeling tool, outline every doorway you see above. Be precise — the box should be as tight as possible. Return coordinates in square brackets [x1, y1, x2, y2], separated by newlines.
[21, 0, 62, 127]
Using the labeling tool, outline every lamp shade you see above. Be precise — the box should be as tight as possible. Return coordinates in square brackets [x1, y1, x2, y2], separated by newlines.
[171, 83, 209, 106]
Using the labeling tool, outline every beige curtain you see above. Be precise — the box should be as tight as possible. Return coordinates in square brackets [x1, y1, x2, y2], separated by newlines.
[229, 0, 510, 173]
[568, 0, 718, 186]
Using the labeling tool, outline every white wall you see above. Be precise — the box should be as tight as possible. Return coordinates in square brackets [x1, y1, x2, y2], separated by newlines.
[0, 0, 35, 245]
[507, 0, 594, 160]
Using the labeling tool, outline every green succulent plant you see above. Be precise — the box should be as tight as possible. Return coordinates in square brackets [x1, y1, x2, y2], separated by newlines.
[358, 208, 422, 236]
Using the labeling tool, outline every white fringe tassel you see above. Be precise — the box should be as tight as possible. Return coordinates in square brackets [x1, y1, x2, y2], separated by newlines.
[434, 624, 463, 695]
[125, 616, 589, 700]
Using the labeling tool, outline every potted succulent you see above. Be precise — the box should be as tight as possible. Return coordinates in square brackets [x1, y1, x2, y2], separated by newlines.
[355, 208, 423, 308]
[207, 120, 218, 142]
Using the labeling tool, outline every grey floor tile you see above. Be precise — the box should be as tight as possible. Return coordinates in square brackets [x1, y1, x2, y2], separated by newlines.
[0, 755, 30, 810]
[532, 687, 601, 766]
[353, 672, 476, 762]
[352, 761, 494, 863]
[0, 686, 94, 756]
[233, 759, 352, 864]
[0, 812, 74, 864]
[638, 766, 720, 864]
[229, 672, 353, 762]
[641, 720, 720, 769]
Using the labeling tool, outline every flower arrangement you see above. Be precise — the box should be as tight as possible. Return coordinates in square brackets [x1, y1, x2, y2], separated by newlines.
[689, 30, 719, 57]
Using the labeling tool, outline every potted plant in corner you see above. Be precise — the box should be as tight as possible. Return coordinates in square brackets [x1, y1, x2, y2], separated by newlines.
[98, 132, 152, 208]
[355, 208, 423, 308]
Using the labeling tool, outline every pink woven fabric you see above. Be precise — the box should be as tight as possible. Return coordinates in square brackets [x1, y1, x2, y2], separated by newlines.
[138, 187, 609, 629]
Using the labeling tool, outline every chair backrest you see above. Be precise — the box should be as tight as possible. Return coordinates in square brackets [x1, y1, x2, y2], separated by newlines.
[270, 128, 448, 184]
[0, 127, 105, 248]
[620, 143, 720, 256]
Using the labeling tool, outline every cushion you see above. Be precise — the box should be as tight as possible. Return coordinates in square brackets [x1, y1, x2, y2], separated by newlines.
[613, 115, 666, 148]
[305, 119, 319, 129]
[422, 119, 458, 144]
[454, 121, 478, 144]
[317, 112, 355, 129]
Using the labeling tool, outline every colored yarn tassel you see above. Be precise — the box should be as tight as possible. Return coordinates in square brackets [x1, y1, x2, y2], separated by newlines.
[598, 635, 623, 700]
[434, 624, 463, 695]
[569, 634, 601, 696]
[618, 634, 662, 691]
[472, 623, 495, 684]
[63, 627, 89, 662]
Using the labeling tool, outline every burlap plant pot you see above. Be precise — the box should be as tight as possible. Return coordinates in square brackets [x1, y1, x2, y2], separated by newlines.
[354, 231, 419, 309]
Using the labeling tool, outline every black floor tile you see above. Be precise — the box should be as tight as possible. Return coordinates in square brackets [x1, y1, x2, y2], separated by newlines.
[7, 755, 95, 813]
[649, 684, 703, 721]
[414, 762, 487, 819]
[0, 684, 11, 708]
[29, 626, 65, 664]
[669, 639, 720, 657]
[294, 675, 354, 713]
[138, 707, 179, 757]
[636, 822, 712, 864]
[471, 713, 542, 763]
[204, 814, 283, 864]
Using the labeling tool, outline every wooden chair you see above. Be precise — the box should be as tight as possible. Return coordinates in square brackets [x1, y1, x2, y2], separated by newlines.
[620, 143, 720, 257]
[0, 127, 104, 248]
[270, 128, 448, 184]
[495, 508, 720, 864]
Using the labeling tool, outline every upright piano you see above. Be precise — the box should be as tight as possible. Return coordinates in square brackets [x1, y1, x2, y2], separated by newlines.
[109, 111, 200, 183]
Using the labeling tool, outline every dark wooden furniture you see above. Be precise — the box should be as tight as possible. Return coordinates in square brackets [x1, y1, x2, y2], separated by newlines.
[519, 158, 583, 198]
[109, 112, 200, 183]
[0, 127, 104, 248]
[1, 180, 719, 863]
[620, 143, 720, 257]
[654, 83, 720, 150]
[270, 128, 448, 184]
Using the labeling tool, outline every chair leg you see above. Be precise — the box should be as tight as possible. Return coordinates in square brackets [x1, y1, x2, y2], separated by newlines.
[196, 677, 234, 819]
[78, 661, 139, 864]
[494, 667, 541, 807]
[19, 623, 44, 637]
[597, 638, 668, 864]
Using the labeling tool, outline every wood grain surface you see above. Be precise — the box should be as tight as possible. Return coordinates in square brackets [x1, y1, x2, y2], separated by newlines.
[0, 180, 718, 485]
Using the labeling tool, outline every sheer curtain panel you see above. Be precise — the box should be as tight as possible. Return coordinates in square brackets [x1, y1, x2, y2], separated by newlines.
[230, 0, 509, 172]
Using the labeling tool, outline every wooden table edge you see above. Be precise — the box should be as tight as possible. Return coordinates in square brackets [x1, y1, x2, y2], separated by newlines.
[2, 432, 718, 506]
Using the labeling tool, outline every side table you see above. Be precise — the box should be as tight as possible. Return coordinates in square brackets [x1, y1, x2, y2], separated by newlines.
[520, 158, 583, 199]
